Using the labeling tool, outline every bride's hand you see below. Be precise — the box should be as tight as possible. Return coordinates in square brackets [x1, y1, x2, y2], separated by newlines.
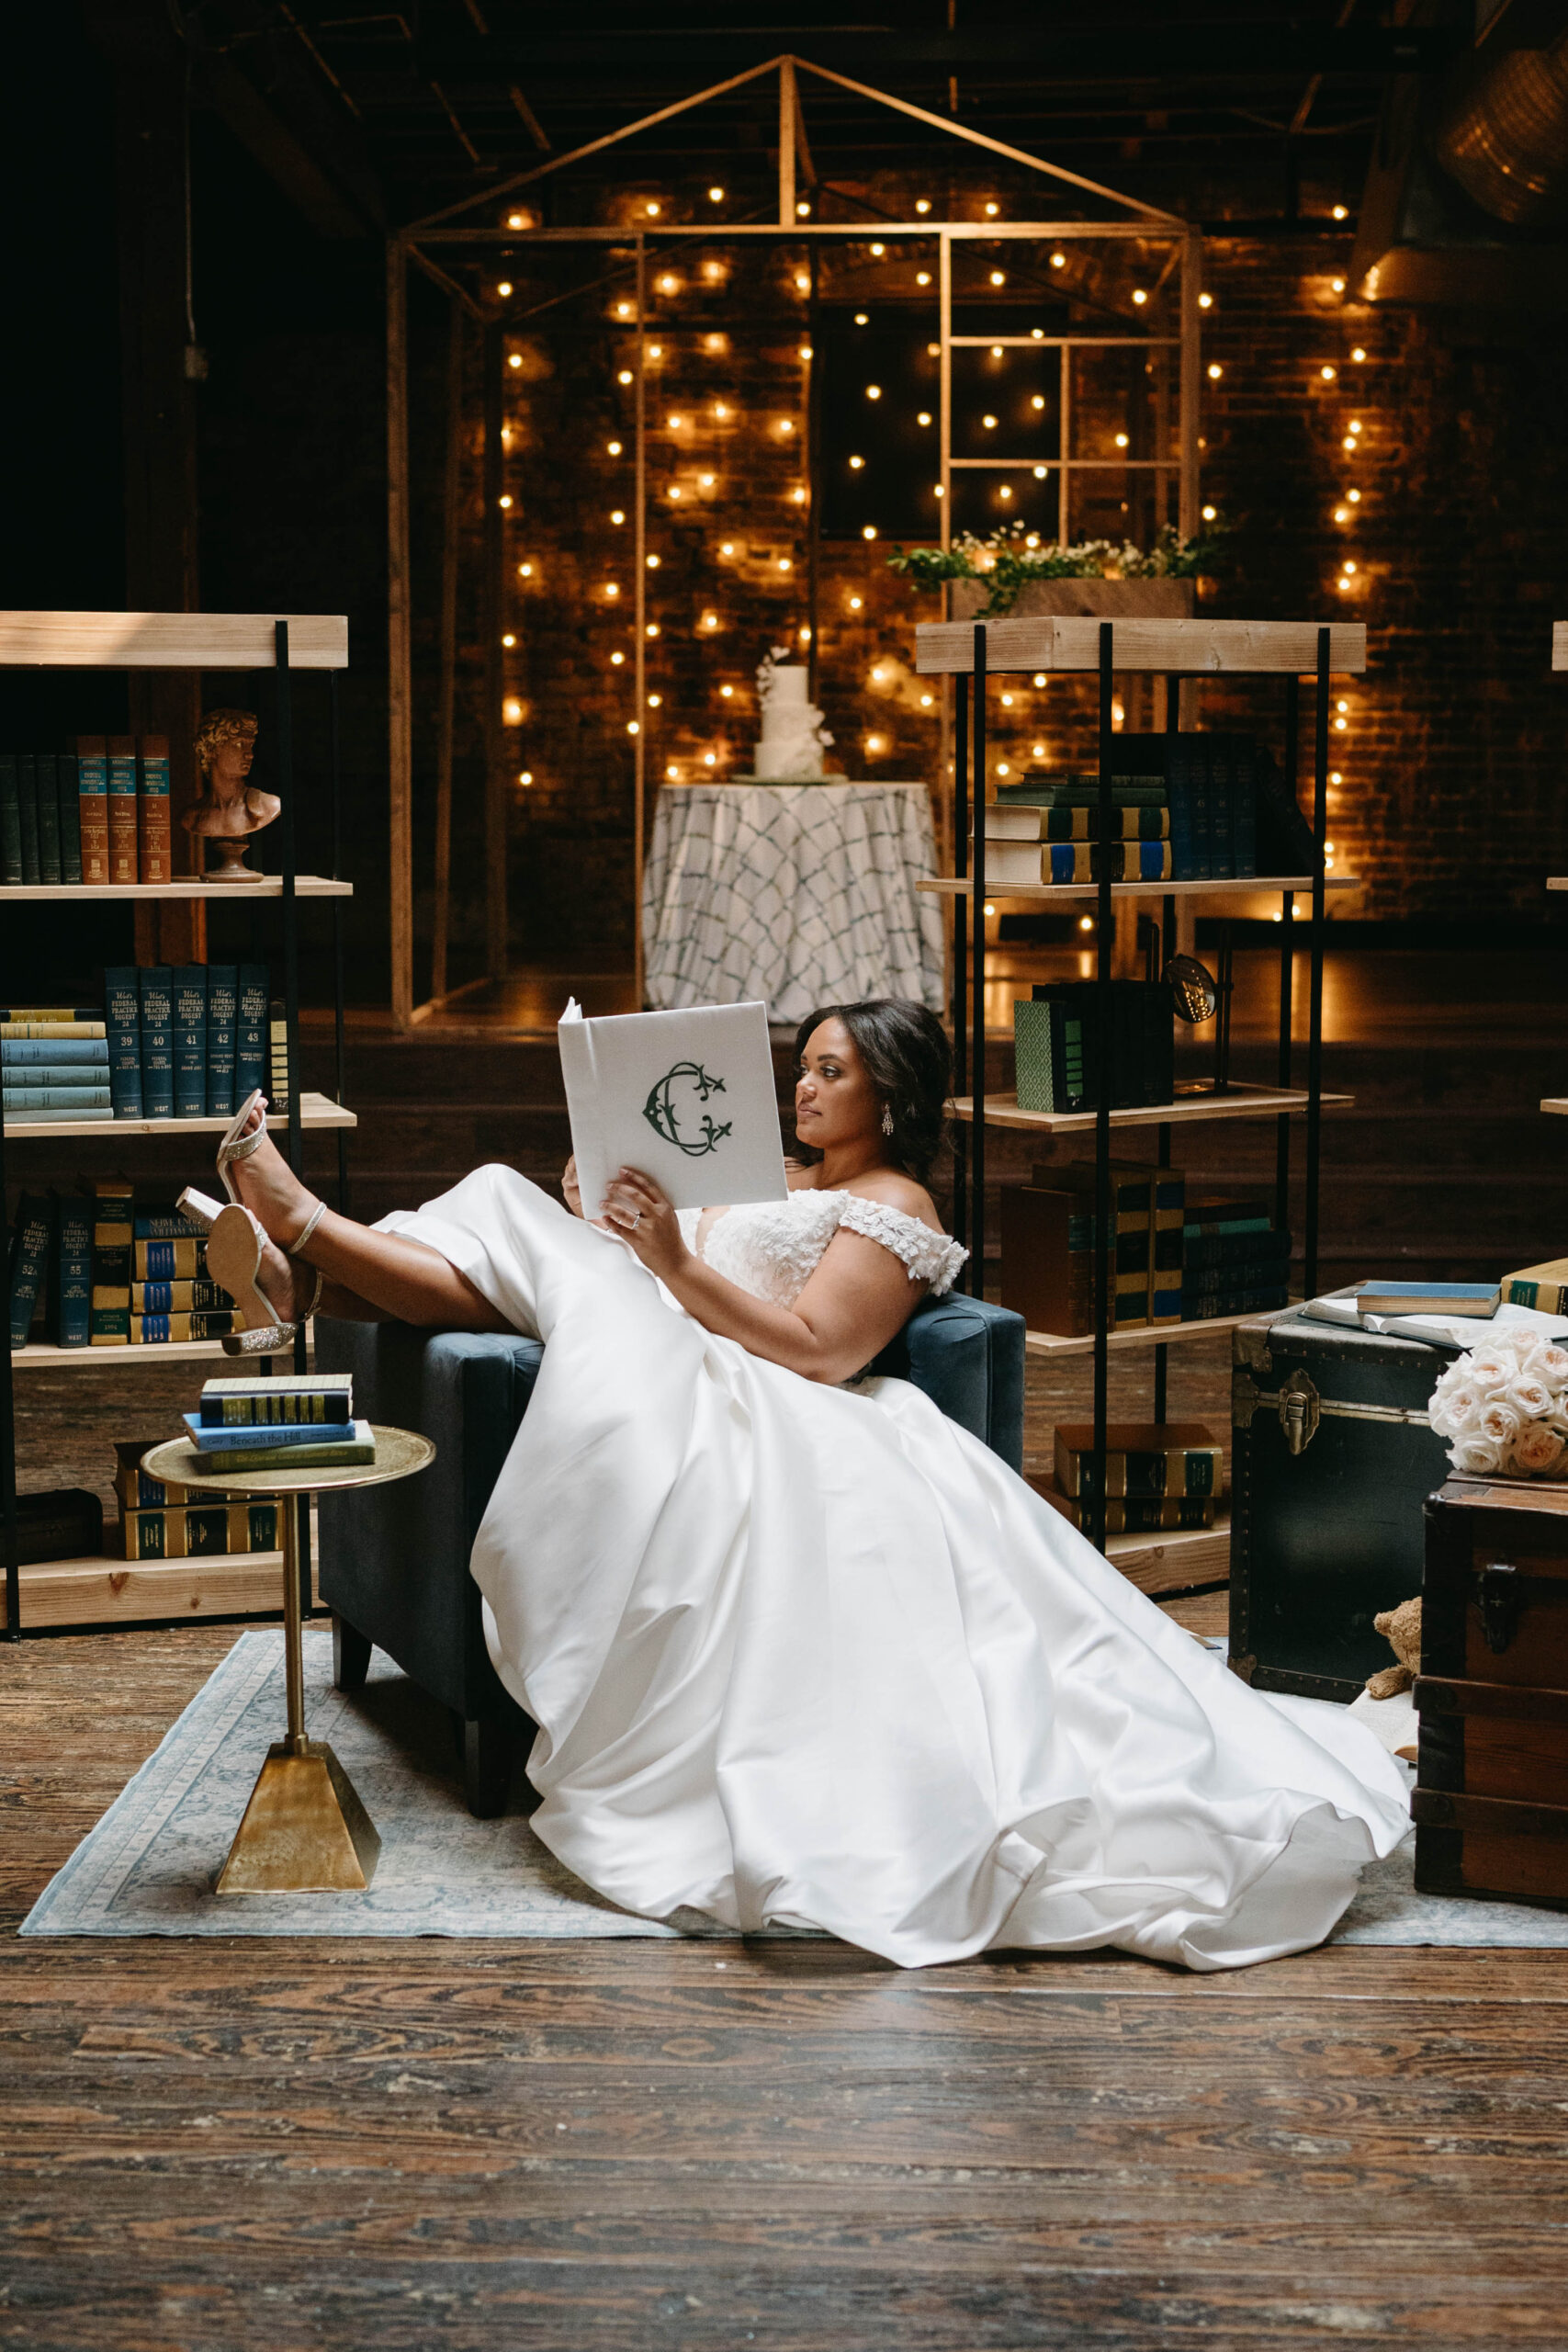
[562, 1156, 583, 1217]
[597, 1167, 686, 1279]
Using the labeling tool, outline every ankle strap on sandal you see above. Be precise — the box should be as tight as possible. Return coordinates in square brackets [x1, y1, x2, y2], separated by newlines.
[288, 1198, 328, 1254]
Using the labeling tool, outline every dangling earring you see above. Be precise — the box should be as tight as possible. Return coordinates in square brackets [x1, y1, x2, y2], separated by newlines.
[881, 1104, 896, 1137]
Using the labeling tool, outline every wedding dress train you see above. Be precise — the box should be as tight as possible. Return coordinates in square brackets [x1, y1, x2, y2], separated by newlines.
[377, 1167, 1410, 1971]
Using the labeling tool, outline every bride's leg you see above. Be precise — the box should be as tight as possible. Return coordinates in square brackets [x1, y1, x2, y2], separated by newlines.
[222, 1102, 513, 1333]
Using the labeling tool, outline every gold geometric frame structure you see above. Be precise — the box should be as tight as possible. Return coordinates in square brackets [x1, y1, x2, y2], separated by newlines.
[386, 57, 1201, 1026]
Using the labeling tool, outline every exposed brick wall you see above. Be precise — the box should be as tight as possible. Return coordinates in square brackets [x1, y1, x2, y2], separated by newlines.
[424, 191, 1568, 972]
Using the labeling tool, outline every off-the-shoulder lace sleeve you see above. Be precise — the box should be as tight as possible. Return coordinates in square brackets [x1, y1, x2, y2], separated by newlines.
[836, 1196, 968, 1295]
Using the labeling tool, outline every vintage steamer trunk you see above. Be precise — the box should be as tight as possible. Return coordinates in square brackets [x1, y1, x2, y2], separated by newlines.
[1230, 1309, 1455, 1701]
[1415, 1477, 1568, 1906]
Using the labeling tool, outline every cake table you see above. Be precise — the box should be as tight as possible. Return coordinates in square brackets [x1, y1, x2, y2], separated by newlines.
[642, 779, 946, 1023]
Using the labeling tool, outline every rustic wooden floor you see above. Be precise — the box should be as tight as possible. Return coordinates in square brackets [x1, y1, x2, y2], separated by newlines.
[6, 1593, 1568, 2350]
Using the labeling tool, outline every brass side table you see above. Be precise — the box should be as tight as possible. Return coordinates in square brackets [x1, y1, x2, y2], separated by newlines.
[141, 1425, 435, 1894]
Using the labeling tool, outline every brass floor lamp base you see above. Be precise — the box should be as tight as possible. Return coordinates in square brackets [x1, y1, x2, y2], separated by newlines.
[216, 1739, 381, 1894]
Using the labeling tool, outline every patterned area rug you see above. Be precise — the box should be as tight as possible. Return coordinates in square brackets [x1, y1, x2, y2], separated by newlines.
[21, 1630, 1568, 1946]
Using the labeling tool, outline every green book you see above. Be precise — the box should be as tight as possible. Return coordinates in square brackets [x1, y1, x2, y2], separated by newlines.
[57, 752, 83, 885]
[197, 1437, 377, 1474]
[34, 753, 61, 885]
[0, 754, 21, 885]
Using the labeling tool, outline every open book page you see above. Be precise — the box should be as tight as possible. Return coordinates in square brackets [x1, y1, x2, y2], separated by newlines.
[1302, 1288, 1568, 1352]
[559, 998, 789, 1216]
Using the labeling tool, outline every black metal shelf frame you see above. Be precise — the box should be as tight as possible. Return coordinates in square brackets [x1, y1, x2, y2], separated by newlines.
[0, 621, 352, 1641]
[950, 618, 1334, 1554]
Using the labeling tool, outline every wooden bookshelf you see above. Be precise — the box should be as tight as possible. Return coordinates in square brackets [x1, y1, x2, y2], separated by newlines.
[1032, 1478, 1231, 1597]
[1023, 1306, 1298, 1360]
[0, 610, 347, 669]
[0, 1547, 285, 1633]
[14, 1322, 318, 1372]
[3, 1089, 355, 1141]
[954, 1082, 1350, 1134]
[0, 876, 351, 900]
[919, 874, 1359, 903]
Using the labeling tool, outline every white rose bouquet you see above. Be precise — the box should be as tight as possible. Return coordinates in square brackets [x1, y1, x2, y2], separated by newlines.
[1427, 1323, 1568, 1479]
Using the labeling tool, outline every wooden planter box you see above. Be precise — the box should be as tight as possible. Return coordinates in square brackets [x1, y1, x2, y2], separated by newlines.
[948, 577, 1197, 623]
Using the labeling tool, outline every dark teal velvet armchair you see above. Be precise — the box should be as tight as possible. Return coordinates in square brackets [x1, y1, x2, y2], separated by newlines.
[315, 1290, 1025, 1815]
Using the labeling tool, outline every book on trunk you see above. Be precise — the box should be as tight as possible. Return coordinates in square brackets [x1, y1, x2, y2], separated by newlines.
[172, 965, 208, 1117]
[103, 966, 143, 1117]
[107, 737, 139, 885]
[235, 965, 268, 1100]
[199, 1372, 353, 1425]
[133, 1310, 235, 1344]
[51, 1191, 92, 1347]
[1054, 1420, 1223, 1500]
[34, 753, 61, 885]
[137, 735, 172, 885]
[56, 751, 83, 884]
[1502, 1258, 1568, 1316]
[206, 965, 238, 1116]
[7, 1193, 51, 1347]
[0, 753, 20, 884]
[137, 966, 175, 1118]
[17, 753, 39, 884]
[75, 737, 110, 885]
[1354, 1279, 1499, 1319]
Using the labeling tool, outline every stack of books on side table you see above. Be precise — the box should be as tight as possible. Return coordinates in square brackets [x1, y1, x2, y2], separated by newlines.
[182, 1373, 374, 1475]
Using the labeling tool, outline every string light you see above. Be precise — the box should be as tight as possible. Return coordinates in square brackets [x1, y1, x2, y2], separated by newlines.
[666, 763, 680, 780]
[498, 493, 513, 509]
[617, 369, 633, 385]
[1330, 277, 1346, 294]
[1000, 691, 1014, 707]
[519, 769, 533, 784]
[627, 719, 640, 733]
[919, 692, 933, 707]
[870, 242, 886, 256]
[648, 345, 662, 359]
[934, 483, 944, 496]
[502, 632, 516, 648]
[1320, 365, 1337, 380]
[795, 272, 810, 292]
[703, 752, 717, 767]
[1201, 504, 1216, 521]
[1114, 431, 1129, 447]
[998, 485, 1012, 500]
[658, 273, 679, 294]
[854, 311, 869, 325]
[1348, 489, 1361, 503]
[796, 199, 810, 218]
[518, 560, 534, 576]
[1032, 465, 1047, 479]
[1334, 505, 1349, 523]
[1031, 394, 1045, 410]
[982, 413, 998, 429]
[648, 693, 661, 707]
[791, 486, 807, 502]
[506, 212, 527, 229]
[708, 185, 725, 201]
[1032, 741, 1045, 755]
[985, 201, 999, 217]
[1050, 252, 1066, 267]
[668, 413, 683, 429]
[1032, 326, 1044, 339]
[1351, 346, 1367, 363]
[610, 650, 625, 665]
[502, 697, 523, 724]
[646, 553, 660, 568]
[917, 271, 931, 286]
[645, 201, 660, 217]
[699, 472, 716, 488]
[915, 198, 931, 213]
[1332, 203, 1348, 220]
[862, 525, 877, 539]
[1078, 914, 1094, 931]
[714, 402, 730, 420]
[849, 454, 864, 469]
[607, 440, 622, 456]
[1199, 291, 1213, 309]
[848, 594, 863, 610]
[720, 684, 734, 696]
[1132, 288, 1147, 306]
[779, 418, 795, 434]
[702, 611, 719, 629]
[989, 269, 1005, 286]
[1032, 673, 1046, 686]
[798, 343, 813, 360]
[865, 384, 882, 400]
[991, 344, 1003, 357]
[668, 486, 682, 500]
[720, 540, 735, 555]
[646, 623, 660, 637]
[866, 733, 886, 752]
[604, 582, 620, 598]
[611, 509, 625, 525]
[497, 280, 513, 297]
[1207, 363, 1223, 379]
[508, 353, 523, 369]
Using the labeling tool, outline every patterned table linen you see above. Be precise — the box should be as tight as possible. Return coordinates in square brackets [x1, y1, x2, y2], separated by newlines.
[643, 781, 946, 1022]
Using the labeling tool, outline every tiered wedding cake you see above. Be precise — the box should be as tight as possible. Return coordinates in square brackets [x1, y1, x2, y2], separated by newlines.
[752, 649, 833, 780]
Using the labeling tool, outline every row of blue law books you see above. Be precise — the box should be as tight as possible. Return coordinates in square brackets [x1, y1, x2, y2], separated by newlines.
[103, 964, 272, 1120]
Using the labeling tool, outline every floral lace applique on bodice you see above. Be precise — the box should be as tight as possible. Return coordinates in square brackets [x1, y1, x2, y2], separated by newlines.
[677, 1188, 967, 1310]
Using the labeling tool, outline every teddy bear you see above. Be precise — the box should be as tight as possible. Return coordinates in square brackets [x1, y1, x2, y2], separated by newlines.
[1365, 1597, 1422, 1698]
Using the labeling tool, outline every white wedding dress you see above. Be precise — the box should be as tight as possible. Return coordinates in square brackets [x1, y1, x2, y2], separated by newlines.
[377, 1168, 1411, 1971]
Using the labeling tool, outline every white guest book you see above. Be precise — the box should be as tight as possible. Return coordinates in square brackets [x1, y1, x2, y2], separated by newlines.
[558, 999, 789, 1216]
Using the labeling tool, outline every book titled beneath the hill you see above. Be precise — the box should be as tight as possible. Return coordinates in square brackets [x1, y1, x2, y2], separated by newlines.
[558, 997, 787, 1217]
[181, 1416, 376, 1473]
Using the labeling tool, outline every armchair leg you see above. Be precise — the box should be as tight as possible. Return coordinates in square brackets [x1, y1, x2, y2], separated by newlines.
[333, 1614, 373, 1691]
[459, 1714, 513, 1819]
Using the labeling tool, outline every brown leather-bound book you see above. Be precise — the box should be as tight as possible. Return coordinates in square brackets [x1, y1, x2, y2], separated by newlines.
[74, 735, 110, 885]
[106, 736, 139, 885]
[137, 734, 172, 886]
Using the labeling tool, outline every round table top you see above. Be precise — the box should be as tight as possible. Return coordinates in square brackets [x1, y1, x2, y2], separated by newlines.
[141, 1422, 436, 1498]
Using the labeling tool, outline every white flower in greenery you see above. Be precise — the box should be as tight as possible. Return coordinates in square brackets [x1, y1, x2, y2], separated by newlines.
[1451, 1436, 1504, 1476]
[1513, 1421, 1567, 1476]
[1478, 1400, 1522, 1448]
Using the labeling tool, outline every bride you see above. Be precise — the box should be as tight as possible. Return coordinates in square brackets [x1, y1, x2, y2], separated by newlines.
[201, 996, 1410, 1972]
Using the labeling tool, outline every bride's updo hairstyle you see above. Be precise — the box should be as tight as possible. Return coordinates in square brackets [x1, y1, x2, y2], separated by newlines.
[792, 998, 953, 1185]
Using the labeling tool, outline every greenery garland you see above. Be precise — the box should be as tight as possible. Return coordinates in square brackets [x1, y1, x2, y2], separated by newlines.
[886, 519, 1229, 617]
